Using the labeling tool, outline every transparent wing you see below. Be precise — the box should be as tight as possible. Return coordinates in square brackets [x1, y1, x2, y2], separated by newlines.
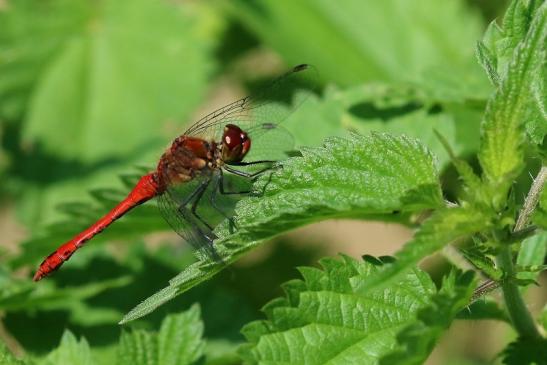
[157, 185, 220, 262]
[156, 172, 248, 262]
[183, 64, 318, 142]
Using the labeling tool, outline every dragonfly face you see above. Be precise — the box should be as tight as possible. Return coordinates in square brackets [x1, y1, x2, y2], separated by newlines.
[221, 124, 251, 164]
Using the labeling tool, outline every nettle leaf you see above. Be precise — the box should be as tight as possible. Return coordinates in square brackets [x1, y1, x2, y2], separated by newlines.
[117, 304, 204, 365]
[121, 133, 443, 323]
[40, 330, 93, 365]
[0, 0, 89, 120]
[19, 0, 212, 163]
[533, 176, 547, 229]
[516, 232, 547, 282]
[380, 271, 476, 365]
[359, 205, 492, 291]
[501, 337, 547, 365]
[228, 0, 482, 87]
[460, 246, 502, 280]
[476, 40, 500, 87]
[478, 3, 546, 205]
[495, 0, 544, 74]
[238, 255, 442, 365]
[295, 82, 485, 169]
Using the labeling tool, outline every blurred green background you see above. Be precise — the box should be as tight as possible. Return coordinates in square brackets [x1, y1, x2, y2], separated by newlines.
[3, 0, 544, 364]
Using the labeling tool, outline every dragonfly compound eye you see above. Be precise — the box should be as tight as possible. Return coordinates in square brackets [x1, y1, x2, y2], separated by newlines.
[222, 124, 251, 163]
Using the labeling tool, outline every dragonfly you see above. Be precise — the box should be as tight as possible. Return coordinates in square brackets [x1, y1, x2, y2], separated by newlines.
[33, 64, 316, 281]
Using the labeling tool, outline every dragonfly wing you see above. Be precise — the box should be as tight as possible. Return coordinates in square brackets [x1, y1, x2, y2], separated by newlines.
[157, 188, 222, 262]
[183, 64, 318, 142]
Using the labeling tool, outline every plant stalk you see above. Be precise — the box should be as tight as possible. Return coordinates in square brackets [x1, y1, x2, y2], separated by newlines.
[515, 166, 547, 231]
[497, 245, 540, 339]
[472, 166, 546, 302]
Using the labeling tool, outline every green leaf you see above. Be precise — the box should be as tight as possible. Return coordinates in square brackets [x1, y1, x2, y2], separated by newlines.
[380, 271, 476, 365]
[118, 330, 158, 365]
[238, 255, 437, 365]
[533, 181, 547, 229]
[359, 205, 492, 291]
[476, 40, 500, 87]
[478, 3, 547, 205]
[118, 304, 204, 365]
[516, 231, 547, 281]
[157, 304, 205, 365]
[0, 0, 89, 121]
[460, 246, 502, 280]
[294, 82, 485, 168]
[495, 0, 544, 74]
[228, 0, 483, 87]
[433, 129, 485, 202]
[0, 266, 129, 319]
[121, 133, 443, 323]
[501, 337, 547, 365]
[40, 330, 94, 365]
[18, 0, 212, 163]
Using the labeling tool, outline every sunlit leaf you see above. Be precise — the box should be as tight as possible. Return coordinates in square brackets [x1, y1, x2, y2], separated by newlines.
[478, 2, 546, 206]
[228, 0, 483, 89]
[20, 0, 212, 163]
[121, 133, 443, 322]
[380, 271, 475, 365]
[358, 205, 492, 291]
[516, 232, 547, 282]
[118, 304, 204, 365]
[40, 330, 94, 365]
[238, 255, 439, 365]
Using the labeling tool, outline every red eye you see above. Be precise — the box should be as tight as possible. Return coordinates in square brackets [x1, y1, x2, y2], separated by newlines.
[223, 124, 242, 149]
[222, 124, 251, 163]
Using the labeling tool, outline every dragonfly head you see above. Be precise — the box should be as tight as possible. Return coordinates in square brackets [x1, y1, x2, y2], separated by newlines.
[221, 124, 251, 163]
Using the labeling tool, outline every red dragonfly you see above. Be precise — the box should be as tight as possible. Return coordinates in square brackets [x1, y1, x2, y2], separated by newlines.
[34, 64, 316, 281]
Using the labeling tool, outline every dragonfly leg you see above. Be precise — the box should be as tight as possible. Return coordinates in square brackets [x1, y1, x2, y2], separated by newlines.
[223, 164, 274, 179]
[230, 160, 276, 166]
[209, 172, 241, 231]
[217, 168, 250, 195]
[177, 179, 215, 232]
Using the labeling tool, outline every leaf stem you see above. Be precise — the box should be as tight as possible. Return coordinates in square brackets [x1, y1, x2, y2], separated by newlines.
[471, 166, 546, 304]
[496, 245, 540, 339]
[515, 166, 547, 231]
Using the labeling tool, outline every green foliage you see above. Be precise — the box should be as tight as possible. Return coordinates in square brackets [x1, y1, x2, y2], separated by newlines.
[478, 1, 546, 207]
[380, 271, 476, 365]
[3, 305, 206, 365]
[2, 0, 212, 162]
[121, 133, 443, 323]
[1, 0, 546, 364]
[118, 304, 204, 365]
[40, 331, 93, 365]
[501, 337, 547, 365]
[238, 255, 438, 364]
[516, 232, 547, 281]
[534, 185, 547, 228]
[228, 0, 484, 88]
[359, 205, 492, 290]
